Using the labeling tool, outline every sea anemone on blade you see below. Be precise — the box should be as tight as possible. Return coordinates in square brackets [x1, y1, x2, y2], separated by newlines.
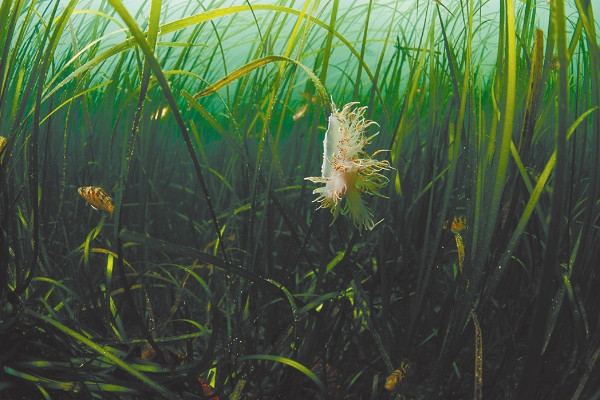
[305, 101, 391, 230]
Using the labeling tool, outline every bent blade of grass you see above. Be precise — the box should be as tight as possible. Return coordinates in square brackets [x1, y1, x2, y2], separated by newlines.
[239, 354, 327, 394]
[193, 55, 328, 105]
[82, 218, 105, 265]
[92, 247, 135, 272]
[31, 277, 77, 316]
[71, 9, 125, 29]
[297, 292, 339, 314]
[171, 318, 209, 335]
[32, 277, 78, 299]
[36, 385, 50, 400]
[23, 311, 178, 398]
[171, 264, 213, 299]
[265, 278, 298, 316]
[182, 90, 226, 135]
[39, 80, 112, 127]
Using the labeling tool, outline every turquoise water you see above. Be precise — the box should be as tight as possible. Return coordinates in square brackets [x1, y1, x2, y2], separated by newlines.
[1, 1, 598, 399]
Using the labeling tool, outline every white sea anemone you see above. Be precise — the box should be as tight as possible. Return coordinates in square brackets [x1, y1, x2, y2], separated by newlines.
[305, 101, 391, 230]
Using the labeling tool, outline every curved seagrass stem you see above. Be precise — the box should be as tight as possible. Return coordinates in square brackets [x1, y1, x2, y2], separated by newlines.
[107, 0, 229, 263]
[110, 0, 167, 364]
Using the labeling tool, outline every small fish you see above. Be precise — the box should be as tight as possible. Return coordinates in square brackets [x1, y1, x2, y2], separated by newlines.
[293, 103, 308, 121]
[198, 377, 219, 400]
[385, 359, 412, 392]
[78, 186, 114, 215]
[443, 216, 467, 232]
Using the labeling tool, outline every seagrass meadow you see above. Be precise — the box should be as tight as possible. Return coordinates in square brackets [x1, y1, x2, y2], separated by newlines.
[1, 0, 600, 399]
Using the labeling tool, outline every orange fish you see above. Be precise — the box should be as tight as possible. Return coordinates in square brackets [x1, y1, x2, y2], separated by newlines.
[78, 186, 114, 215]
[443, 216, 467, 232]
[385, 359, 411, 392]
[293, 103, 308, 121]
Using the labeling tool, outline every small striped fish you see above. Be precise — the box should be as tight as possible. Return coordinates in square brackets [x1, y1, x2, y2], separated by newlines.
[443, 216, 467, 232]
[385, 359, 412, 393]
[78, 186, 114, 215]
